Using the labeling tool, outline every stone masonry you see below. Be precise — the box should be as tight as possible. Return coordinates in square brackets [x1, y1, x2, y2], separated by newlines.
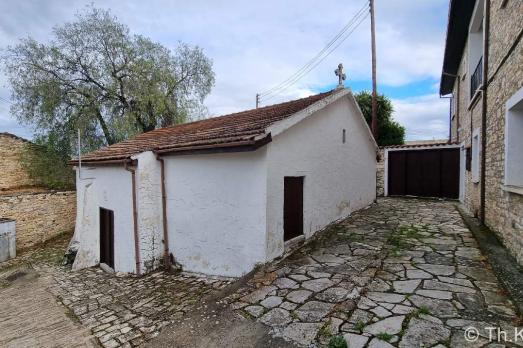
[0, 132, 34, 191]
[0, 190, 76, 250]
[448, 0, 523, 264]
[228, 198, 519, 347]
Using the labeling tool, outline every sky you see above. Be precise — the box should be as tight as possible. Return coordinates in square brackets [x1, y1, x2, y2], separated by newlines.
[0, 0, 450, 141]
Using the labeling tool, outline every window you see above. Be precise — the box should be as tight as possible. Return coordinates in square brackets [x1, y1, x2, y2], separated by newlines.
[342, 129, 346, 143]
[504, 87, 523, 189]
[471, 130, 480, 183]
[468, 0, 484, 99]
[465, 147, 472, 171]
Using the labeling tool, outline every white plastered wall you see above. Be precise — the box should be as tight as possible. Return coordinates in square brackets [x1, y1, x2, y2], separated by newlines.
[265, 92, 377, 260]
[164, 149, 268, 277]
[133, 151, 164, 273]
[72, 165, 136, 273]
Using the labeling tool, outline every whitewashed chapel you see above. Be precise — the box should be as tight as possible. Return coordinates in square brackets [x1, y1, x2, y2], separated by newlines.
[70, 87, 377, 277]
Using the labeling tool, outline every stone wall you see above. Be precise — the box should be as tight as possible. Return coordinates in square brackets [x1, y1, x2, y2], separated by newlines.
[483, 0, 523, 264]
[450, 38, 483, 217]
[376, 148, 384, 196]
[0, 191, 76, 250]
[449, 0, 523, 264]
[0, 133, 34, 191]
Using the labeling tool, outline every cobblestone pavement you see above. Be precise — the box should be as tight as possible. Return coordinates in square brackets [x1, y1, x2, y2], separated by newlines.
[228, 198, 521, 347]
[0, 233, 233, 348]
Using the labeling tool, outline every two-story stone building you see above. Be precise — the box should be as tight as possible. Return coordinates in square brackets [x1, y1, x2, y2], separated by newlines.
[440, 0, 522, 263]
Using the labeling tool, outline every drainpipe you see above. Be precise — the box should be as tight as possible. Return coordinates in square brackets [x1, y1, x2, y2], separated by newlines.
[440, 72, 459, 143]
[154, 153, 171, 269]
[124, 160, 141, 275]
[480, 0, 490, 224]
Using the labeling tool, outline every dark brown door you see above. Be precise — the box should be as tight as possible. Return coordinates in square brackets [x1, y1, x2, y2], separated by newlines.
[100, 208, 114, 268]
[284, 177, 304, 241]
[388, 148, 460, 199]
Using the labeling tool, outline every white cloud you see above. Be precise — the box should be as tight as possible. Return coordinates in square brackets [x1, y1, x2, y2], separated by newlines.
[392, 94, 449, 141]
[0, 0, 449, 140]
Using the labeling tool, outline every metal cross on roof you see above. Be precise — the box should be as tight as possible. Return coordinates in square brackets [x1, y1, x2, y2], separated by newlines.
[334, 63, 346, 88]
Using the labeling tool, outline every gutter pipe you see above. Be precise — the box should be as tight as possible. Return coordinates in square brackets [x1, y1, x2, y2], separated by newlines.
[124, 160, 141, 275]
[154, 152, 171, 270]
[480, 0, 490, 224]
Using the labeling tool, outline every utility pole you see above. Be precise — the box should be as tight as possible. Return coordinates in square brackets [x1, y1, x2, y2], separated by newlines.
[370, 0, 378, 139]
[256, 93, 260, 109]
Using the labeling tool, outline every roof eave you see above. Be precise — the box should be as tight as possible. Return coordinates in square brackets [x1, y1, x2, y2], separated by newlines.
[439, 0, 477, 96]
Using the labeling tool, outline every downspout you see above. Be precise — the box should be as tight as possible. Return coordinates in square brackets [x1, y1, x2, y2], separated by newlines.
[441, 72, 458, 143]
[124, 160, 141, 275]
[480, 0, 490, 224]
[154, 153, 171, 269]
[456, 77, 460, 142]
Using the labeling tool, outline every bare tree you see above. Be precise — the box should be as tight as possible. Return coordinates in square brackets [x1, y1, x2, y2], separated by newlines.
[2, 6, 215, 154]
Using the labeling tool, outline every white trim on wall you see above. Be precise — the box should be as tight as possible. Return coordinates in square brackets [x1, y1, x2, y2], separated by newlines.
[472, 129, 480, 183]
[504, 86, 523, 193]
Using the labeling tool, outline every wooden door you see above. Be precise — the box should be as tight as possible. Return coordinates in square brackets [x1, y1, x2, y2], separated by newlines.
[284, 177, 304, 241]
[99, 208, 114, 268]
[387, 148, 460, 199]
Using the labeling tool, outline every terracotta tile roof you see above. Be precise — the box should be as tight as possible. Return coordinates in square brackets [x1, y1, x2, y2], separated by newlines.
[381, 141, 458, 149]
[75, 90, 335, 164]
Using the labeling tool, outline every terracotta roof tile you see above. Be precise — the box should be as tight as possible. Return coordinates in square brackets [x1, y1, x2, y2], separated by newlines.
[76, 90, 335, 163]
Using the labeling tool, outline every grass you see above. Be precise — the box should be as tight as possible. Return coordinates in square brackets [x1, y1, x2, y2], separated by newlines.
[376, 332, 393, 342]
[328, 335, 347, 348]
[317, 320, 333, 339]
[387, 224, 426, 256]
[354, 319, 365, 332]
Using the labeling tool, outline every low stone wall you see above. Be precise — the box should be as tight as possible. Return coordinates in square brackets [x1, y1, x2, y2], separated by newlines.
[0, 133, 34, 191]
[0, 191, 76, 250]
[377, 148, 385, 197]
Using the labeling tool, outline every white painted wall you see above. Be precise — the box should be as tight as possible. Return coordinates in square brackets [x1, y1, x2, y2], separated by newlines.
[133, 151, 164, 273]
[72, 166, 136, 273]
[265, 92, 377, 260]
[163, 149, 268, 277]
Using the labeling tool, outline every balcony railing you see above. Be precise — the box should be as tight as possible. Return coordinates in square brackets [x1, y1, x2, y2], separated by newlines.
[470, 57, 483, 99]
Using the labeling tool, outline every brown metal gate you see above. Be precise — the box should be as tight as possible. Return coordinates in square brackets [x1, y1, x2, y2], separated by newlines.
[387, 148, 460, 199]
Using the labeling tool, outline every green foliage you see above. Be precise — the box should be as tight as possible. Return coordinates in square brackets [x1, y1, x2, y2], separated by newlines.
[355, 91, 406, 146]
[328, 335, 348, 348]
[354, 319, 365, 332]
[2, 6, 215, 159]
[376, 332, 393, 342]
[20, 136, 75, 190]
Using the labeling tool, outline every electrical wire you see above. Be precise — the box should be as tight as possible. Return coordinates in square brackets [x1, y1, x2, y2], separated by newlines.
[259, 1, 370, 102]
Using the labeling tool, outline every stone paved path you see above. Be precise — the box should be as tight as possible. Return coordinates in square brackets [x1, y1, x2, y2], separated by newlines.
[0, 266, 97, 348]
[228, 198, 521, 347]
[0, 233, 233, 348]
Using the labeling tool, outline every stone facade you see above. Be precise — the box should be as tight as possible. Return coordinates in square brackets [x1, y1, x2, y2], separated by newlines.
[448, 0, 523, 263]
[0, 191, 76, 250]
[0, 133, 35, 191]
[376, 148, 385, 196]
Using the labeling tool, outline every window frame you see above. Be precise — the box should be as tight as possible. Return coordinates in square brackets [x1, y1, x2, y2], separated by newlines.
[504, 86, 523, 192]
[471, 129, 480, 183]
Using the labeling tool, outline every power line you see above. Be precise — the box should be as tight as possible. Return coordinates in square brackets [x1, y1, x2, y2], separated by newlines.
[260, 7, 369, 101]
[259, 1, 368, 99]
[261, 12, 369, 102]
[258, 1, 370, 103]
